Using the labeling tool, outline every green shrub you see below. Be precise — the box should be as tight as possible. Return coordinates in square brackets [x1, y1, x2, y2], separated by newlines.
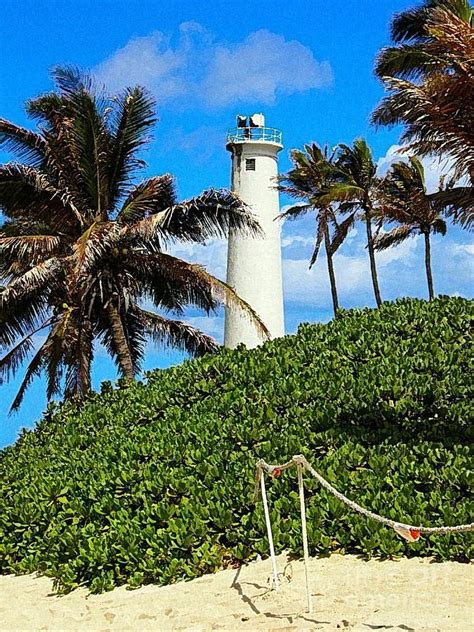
[0, 296, 472, 593]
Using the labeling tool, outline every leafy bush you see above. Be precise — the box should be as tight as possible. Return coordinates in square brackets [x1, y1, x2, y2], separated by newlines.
[0, 297, 472, 593]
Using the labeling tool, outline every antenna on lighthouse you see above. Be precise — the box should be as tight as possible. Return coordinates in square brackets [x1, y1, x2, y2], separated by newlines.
[224, 114, 285, 349]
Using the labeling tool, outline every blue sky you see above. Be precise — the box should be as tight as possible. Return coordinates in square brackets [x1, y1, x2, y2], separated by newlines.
[0, 0, 472, 446]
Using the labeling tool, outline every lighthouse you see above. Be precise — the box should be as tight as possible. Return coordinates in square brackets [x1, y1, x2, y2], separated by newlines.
[224, 113, 285, 348]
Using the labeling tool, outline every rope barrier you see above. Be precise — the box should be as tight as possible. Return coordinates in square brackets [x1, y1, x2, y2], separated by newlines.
[255, 454, 474, 536]
[254, 454, 474, 614]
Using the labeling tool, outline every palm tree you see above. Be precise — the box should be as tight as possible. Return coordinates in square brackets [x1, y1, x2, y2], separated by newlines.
[372, 1, 474, 225]
[277, 144, 355, 317]
[0, 67, 267, 411]
[374, 156, 447, 300]
[321, 139, 383, 308]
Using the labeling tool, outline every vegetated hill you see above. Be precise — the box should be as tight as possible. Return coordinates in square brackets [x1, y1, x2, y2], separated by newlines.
[0, 297, 472, 593]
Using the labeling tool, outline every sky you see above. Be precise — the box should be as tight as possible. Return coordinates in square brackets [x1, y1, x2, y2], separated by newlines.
[0, 0, 472, 446]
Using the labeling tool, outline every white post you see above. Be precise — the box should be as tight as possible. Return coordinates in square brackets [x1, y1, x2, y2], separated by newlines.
[260, 472, 280, 591]
[224, 115, 285, 349]
[297, 464, 312, 613]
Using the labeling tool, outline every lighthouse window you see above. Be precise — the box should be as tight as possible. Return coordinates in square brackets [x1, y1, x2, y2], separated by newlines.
[245, 158, 256, 171]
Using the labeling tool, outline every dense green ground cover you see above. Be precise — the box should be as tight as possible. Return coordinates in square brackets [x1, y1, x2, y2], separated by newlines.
[0, 297, 472, 592]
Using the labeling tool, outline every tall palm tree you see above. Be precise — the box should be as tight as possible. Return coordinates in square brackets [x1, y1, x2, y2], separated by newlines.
[0, 67, 267, 411]
[372, 1, 474, 225]
[277, 144, 355, 317]
[321, 139, 383, 308]
[375, 156, 447, 300]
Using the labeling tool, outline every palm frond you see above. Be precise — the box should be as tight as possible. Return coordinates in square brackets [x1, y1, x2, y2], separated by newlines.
[390, 1, 472, 43]
[62, 87, 112, 217]
[0, 258, 60, 346]
[72, 222, 122, 277]
[375, 44, 446, 80]
[373, 5, 474, 183]
[9, 344, 46, 412]
[129, 188, 260, 246]
[0, 316, 53, 385]
[108, 86, 157, 207]
[429, 186, 474, 229]
[0, 119, 46, 166]
[0, 258, 60, 301]
[139, 308, 218, 357]
[42, 319, 66, 400]
[372, 76, 474, 181]
[391, 5, 432, 42]
[319, 183, 364, 205]
[128, 252, 270, 340]
[309, 217, 327, 268]
[330, 212, 357, 255]
[432, 217, 448, 234]
[0, 163, 85, 228]
[374, 225, 414, 250]
[0, 235, 62, 275]
[117, 174, 176, 224]
[278, 203, 313, 221]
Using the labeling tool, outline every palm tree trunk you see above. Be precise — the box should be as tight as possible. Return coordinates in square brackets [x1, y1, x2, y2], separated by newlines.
[73, 320, 92, 398]
[324, 224, 339, 317]
[364, 207, 382, 307]
[423, 231, 435, 301]
[107, 302, 134, 379]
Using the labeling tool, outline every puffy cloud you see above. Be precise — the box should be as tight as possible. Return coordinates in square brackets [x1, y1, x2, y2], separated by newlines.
[94, 23, 332, 109]
[453, 244, 474, 257]
[281, 234, 315, 249]
[200, 30, 332, 107]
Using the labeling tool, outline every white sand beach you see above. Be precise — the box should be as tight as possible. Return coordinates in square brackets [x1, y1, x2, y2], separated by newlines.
[1, 553, 472, 631]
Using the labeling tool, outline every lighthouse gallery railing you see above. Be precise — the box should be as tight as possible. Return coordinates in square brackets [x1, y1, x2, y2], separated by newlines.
[226, 126, 282, 145]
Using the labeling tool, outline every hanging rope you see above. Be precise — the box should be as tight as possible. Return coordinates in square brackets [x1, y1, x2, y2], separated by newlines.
[255, 454, 473, 615]
[255, 454, 474, 539]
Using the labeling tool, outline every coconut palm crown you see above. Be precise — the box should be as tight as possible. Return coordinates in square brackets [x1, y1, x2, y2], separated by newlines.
[375, 156, 447, 300]
[372, 0, 474, 190]
[0, 67, 267, 411]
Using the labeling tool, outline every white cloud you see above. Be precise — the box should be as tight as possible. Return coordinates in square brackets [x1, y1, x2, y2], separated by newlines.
[282, 234, 314, 249]
[453, 244, 474, 257]
[94, 29, 189, 98]
[94, 23, 332, 109]
[200, 30, 333, 107]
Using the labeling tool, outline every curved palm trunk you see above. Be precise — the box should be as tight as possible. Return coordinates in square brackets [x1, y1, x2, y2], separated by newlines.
[324, 224, 339, 317]
[423, 231, 435, 301]
[106, 302, 134, 379]
[364, 207, 382, 307]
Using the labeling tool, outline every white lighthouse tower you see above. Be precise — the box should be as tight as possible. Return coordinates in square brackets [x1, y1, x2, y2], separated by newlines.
[224, 113, 285, 348]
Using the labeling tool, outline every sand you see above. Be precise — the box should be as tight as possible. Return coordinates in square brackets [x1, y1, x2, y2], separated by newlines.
[1, 553, 472, 631]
